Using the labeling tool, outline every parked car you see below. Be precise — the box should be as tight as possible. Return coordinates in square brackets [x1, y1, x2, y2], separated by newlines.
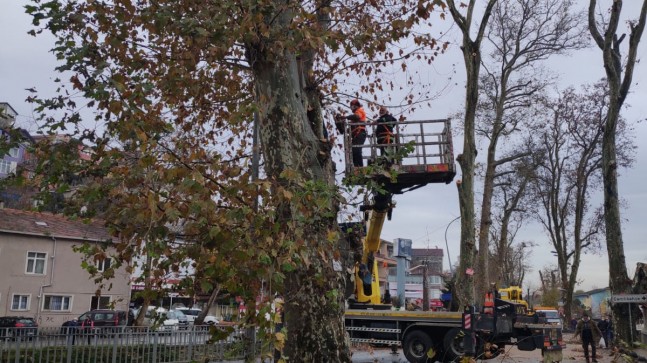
[135, 307, 189, 331]
[61, 309, 130, 334]
[0, 316, 38, 340]
[170, 310, 190, 330]
[175, 307, 219, 325]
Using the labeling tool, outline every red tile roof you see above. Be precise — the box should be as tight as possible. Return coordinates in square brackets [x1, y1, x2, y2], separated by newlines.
[0, 208, 111, 242]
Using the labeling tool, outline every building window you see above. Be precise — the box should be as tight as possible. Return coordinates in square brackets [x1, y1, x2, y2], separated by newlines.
[91, 296, 111, 310]
[26, 252, 47, 274]
[43, 295, 72, 311]
[11, 294, 30, 311]
[0, 160, 17, 174]
[96, 258, 111, 272]
[8, 148, 19, 158]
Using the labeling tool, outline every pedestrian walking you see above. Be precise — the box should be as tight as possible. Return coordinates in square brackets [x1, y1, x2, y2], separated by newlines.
[597, 315, 610, 348]
[574, 312, 602, 363]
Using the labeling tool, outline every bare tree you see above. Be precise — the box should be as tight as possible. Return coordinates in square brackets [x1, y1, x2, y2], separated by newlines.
[489, 151, 538, 286]
[496, 241, 535, 287]
[476, 0, 588, 301]
[588, 0, 647, 345]
[528, 82, 635, 323]
[446, 0, 498, 309]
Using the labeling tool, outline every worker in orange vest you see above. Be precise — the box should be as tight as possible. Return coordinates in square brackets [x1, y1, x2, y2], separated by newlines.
[484, 291, 495, 315]
[336, 99, 367, 167]
[376, 106, 397, 157]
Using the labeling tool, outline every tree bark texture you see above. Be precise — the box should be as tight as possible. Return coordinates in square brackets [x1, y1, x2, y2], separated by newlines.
[477, 121, 497, 297]
[447, 0, 497, 309]
[195, 287, 221, 325]
[252, 55, 350, 361]
[247, 4, 349, 358]
[589, 0, 647, 346]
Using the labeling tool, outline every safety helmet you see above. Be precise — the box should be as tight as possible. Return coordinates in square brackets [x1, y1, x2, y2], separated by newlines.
[350, 99, 361, 107]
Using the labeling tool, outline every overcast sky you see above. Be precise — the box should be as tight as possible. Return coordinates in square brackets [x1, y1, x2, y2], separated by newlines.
[374, 1, 647, 293]
[1, 1, 646, 293]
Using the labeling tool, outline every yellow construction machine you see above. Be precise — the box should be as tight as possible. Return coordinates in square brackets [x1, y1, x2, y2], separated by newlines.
[339, 118, 456, 308]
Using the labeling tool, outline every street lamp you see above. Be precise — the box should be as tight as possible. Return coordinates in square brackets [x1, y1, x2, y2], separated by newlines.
[444, 216, 460, 272]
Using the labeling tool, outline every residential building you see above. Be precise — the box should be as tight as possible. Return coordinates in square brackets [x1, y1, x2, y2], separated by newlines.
[0, 102, 37, 209]
[387, 268, 445, 303]
[0, 102, 34, 180]
[26, 134, 93, 212]
[387, 246, 445, 306]
[375, 239, 397, 295]
[411, 248, 443, 274]
[0, 102, 17, 129]
[574, 287, 611, 318]
[0, 208, 131, 327]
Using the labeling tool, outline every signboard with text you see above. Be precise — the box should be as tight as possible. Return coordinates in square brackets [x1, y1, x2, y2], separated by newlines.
[610, 294, 647, 304]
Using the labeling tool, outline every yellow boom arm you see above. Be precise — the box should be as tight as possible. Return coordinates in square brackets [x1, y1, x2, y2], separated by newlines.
[355, 196, 389, 305]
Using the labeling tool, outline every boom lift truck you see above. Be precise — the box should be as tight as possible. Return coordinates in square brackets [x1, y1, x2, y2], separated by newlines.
[339, 118, 563, 363]
[343, 118, 456, 309]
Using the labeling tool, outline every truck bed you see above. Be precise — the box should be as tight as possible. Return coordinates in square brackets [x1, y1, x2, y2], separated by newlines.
[345, 309, 462, 325]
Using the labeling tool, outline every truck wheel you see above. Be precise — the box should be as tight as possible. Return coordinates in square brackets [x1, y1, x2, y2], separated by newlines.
[443, 328, 465, 361]
[403, 330, 434, 363]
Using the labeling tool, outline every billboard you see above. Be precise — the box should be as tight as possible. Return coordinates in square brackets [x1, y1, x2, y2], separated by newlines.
[395, 238, 412, 259]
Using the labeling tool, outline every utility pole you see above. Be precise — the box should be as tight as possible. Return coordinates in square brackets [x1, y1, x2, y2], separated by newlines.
[422, 260, 430, 311]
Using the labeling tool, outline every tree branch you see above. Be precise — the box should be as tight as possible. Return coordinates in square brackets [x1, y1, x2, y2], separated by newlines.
[588, 0, 604, 49]
[619, 0, 647, 106]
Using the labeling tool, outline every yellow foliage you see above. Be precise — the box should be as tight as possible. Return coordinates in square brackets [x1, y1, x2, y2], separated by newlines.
[426, 347, 436, 359]
[274, 331, 286, 350]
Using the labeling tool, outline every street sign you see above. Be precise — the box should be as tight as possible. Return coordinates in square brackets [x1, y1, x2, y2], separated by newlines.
[610, 294, 647, 303]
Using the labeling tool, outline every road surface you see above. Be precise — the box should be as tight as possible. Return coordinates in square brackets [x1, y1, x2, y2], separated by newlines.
[350, 333, 647, 363]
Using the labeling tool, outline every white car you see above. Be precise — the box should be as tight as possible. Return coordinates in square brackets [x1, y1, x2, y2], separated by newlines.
[136, 307, 189, 331]
[175, 307, 219, 325]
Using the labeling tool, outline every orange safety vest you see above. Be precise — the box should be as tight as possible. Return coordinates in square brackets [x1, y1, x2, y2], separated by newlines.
[376, 113, 396, 143]
[484, 292, 494, 314]
[351, 107, 367, 136]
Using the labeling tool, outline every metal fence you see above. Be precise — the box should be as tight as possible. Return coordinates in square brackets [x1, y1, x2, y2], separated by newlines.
[0, 325, 256, 363]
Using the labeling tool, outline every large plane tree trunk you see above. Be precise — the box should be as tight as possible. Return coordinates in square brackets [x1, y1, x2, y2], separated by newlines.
[246, 5, 349, 360]
[447, 0, 497, 309]
[589, 0, 647, 346]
